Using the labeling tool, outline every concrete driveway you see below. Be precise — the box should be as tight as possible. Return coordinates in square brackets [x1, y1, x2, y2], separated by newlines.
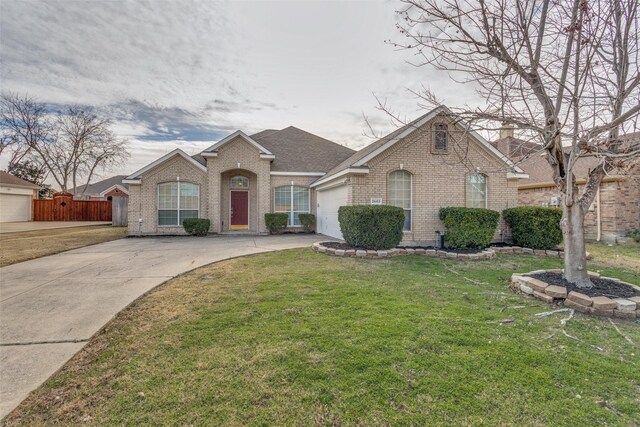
[0, 234, 322, 419]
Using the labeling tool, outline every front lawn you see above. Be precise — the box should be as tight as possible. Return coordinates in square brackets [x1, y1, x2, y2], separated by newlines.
[5, 246, 639, 426]
[0, 225, 127, 267]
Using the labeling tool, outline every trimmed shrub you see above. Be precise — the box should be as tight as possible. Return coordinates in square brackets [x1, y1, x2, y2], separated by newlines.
[626, 229, 640, 243]
[439, 207, 500, 249]
[338, 205, 405, 250]
[182, 218, 210, 236]
[299, 213, 316, 233]
[265, 213, 288, 234]
[503, 206, 563, 249]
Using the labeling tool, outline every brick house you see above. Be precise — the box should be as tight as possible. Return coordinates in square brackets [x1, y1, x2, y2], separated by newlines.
[124, 106, 527, 244]
[70, 175, 130, 201]
[493, 129, 640, 242]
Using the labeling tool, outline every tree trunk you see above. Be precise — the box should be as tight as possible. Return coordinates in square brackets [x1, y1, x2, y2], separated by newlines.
[562, 203, 592, 288]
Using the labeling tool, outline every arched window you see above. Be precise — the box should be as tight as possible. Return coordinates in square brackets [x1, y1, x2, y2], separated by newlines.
[274, 185, 310, 226]
[433, 123, 448, 152]
[467, 174, 487, 208]
[158, 182, 200, 226]
[388, 170, 412, 231]
[230, 175, 249, 189]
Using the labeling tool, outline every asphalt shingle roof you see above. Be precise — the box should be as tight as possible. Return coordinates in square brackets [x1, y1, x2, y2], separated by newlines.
[0, 171, 41, 189]
[250, 126, 355, 173]
[70, 175, 129, 195]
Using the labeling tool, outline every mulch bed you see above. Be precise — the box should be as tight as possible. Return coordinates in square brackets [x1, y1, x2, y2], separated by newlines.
[530, 272, 640, 298]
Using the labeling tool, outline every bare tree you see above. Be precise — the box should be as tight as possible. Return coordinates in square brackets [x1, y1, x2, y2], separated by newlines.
[1, 93, 129, 193]
[0, 92, 50, 170]
[55, 107, 129, 193]
[387, 0, 639, 287]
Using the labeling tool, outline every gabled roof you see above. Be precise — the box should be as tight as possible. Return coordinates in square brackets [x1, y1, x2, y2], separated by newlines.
[251, 126, 355, 173]
[313, 106, 526, 187]
[70, 175, 129, 196]
[124, 148, 207, 182]
[0, 171, 41, 189]
[201, 130, 273, 158]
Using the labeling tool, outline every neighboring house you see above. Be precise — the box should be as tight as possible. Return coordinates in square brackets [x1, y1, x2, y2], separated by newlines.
[493, 128, 640, 242]
[70, 175, 130, 200]
[124, 106, 527, 244]
[0, 171, 41, 222]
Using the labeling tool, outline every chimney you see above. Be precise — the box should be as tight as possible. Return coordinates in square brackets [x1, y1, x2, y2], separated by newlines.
[499, 123, 515, 139]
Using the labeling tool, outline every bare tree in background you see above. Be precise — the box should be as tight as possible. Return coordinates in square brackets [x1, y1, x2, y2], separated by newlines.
[388, 0, 639, 287]
[1, 93, 129, 193]
[54, 107, 129, 193]
[0, 93, 50, 170]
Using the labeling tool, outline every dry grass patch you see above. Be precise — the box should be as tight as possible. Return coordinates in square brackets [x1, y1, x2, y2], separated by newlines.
[0, 226, 127, 266]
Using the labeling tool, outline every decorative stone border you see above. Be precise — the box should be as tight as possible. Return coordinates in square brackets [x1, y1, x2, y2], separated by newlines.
[312, 242, 496, 260]
[490, 246, 564, 258]
[489, 246, 592, 259]
[511, 270, 640, 319]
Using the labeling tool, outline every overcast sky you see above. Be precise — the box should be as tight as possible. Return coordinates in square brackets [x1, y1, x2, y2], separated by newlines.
[0, 0, 479, 179]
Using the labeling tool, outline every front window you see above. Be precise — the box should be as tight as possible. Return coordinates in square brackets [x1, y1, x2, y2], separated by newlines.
[274, 185, 310, 226]
[467, 174, 487, 208]
[388, 170, 412, 231]
[158, 182, 200, 226]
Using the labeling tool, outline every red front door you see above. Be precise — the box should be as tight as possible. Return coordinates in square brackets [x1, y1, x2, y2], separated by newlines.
[230, 191, 249, 230]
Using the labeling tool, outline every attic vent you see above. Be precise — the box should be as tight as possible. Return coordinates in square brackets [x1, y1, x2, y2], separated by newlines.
[433, 123, 448, 152]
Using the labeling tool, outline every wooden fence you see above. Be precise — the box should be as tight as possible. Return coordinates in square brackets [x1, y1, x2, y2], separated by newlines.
[33, 193, 112, 221]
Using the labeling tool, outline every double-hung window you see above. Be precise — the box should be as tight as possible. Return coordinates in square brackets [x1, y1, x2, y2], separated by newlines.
[388, 170, 412, 231]
[274, 185, 310, 226]
[158, 182, 199, 226]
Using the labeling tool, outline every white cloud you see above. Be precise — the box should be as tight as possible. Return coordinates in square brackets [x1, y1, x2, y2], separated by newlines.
[1, 0, 483, 180]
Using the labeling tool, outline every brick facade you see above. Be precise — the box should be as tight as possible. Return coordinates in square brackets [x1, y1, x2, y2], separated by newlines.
[518, 175, 640, 242]
[127, 113, 524, 240]
[127, 155, 208, 235]
[344, 114, 519, 245]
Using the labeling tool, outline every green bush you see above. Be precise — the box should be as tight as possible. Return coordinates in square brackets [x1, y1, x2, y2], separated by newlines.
[503, 206, 563, 249]
[625, 229, 640, 243]
[299, 213, 315, 233]
[265, 213, 288, 234]
[439, 207, 500, 249]
[182, 218, 210, 236]
[338, 205, 405, 250]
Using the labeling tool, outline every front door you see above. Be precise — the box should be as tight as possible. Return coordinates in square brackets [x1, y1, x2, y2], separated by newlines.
[230, 191, 249, 230]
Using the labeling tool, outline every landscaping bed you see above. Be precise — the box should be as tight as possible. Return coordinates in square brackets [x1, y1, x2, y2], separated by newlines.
[512, 270, 640, 319]
[313, 241, 496, 260]
[530, 271, 640, 298]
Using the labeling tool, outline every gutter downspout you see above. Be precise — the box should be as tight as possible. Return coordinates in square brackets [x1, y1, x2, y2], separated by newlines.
[596, 186, 601, 242]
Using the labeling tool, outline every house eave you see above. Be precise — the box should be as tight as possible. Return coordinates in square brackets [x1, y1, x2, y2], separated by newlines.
[310, 167, 369, 188]
[270, 172, 326, 176]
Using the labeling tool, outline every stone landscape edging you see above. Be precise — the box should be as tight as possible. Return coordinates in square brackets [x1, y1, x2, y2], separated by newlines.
[312, 241, 496, 260]
[511, 270, 640, 319]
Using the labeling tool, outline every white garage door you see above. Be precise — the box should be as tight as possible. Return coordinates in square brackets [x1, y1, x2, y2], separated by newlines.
[317, 185, 347, 239]
[0, 193, 32, 222]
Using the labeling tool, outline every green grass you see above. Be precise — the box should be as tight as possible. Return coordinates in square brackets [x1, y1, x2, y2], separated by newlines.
[6, 245, 639, 426]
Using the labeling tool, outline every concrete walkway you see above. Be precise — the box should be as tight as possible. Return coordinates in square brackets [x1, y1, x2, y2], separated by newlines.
[0, 221, 112, 234]
[0, 234, 322, 419]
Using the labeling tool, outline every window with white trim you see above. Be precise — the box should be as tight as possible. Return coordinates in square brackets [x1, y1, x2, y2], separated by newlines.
[158, 182, 200, 226]
[466, 174, 487, 208]
[274, 185, 310, 226]
[433, 123, 448, 152]
[388, 170, 412, 231]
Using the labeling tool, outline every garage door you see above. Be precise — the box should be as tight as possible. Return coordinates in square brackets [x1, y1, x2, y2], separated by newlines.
[317, 185, 347, 239]
[0, 193, 32, 222]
